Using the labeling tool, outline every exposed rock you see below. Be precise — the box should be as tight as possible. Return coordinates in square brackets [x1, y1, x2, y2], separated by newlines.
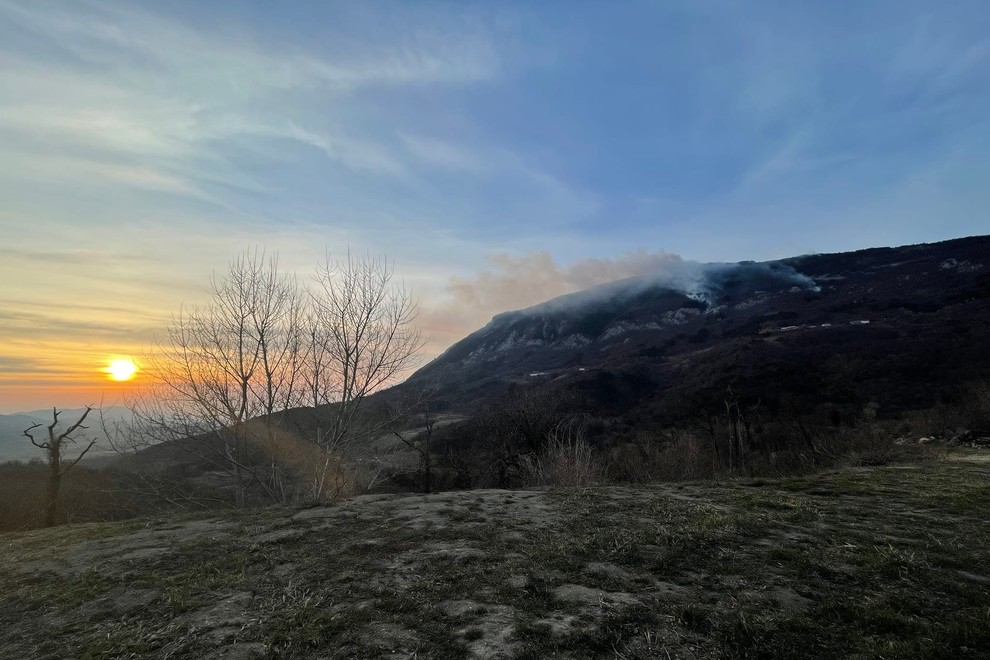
[533, 612, 580, 635]
[455, 605, 518, 659]
[253, 529, 305, 545]
[440, 599, 486, 618]
[361, 623, 418, 651]
[769, 586, 813, 614]
[186, 591, 257, 632]
[583, 561, 629, 581]
[552, 583, 640, 608]
[506, 574, 528, 590]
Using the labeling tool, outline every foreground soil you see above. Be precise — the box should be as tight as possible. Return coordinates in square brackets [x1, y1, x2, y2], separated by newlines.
[2, 453, 988, 659]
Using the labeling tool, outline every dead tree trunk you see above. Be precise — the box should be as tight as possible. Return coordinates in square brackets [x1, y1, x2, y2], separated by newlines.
[24, 407, 97, 527]
[45, 447, 62, 527]
[725, 390, 742, 472]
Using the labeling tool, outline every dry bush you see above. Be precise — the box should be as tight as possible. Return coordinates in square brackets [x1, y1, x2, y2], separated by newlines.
[246, 422, 347, 503]
[843, 424, 945, 465]
[965, 379, 990, 431]
[522, 418, 605, 487]
[917, 403, 961, 438]
[604, 418, 943, 485]
[242, 420, 372, 504]
[608, 431, 715, 482]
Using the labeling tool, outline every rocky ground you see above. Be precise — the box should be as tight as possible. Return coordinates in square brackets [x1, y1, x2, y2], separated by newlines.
[1, 452, 988, 659]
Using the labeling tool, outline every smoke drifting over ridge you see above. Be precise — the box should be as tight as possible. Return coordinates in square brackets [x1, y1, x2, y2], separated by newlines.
[419, 249, 821, 358]
[419, 250, 684, 355]
[513, 259, 822, 317]
[633, 260, 821, 305]
[448, 250, 685, 313]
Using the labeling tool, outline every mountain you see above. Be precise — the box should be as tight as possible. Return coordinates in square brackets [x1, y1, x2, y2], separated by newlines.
[13, 407, 132, 425]
[0, 414, 49, 462]
[407, 235, 990, 421]
[0, 407, 130, 463]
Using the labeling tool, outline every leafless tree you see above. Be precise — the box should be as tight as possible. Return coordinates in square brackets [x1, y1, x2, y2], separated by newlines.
[723, 386, 759, 471]
[130, 248, 423, 507]
[304, 251, 424, 450]
[387, 384, 442, 493]
[455, 387, 573, 488]
[294, 252, 424, 500]
[138, 250, 304, 507]
[23, 406, 96, 526]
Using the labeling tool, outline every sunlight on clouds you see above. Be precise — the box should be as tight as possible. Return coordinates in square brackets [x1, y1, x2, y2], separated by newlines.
[2, 0, 989, 411]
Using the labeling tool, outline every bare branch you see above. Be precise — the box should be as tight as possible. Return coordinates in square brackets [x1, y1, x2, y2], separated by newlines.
[57, 405, 93, 444]
[22, 423, 47, 449]
[60, 439, 98, 475]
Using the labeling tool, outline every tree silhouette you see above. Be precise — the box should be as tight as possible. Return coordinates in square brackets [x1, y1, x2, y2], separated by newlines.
[23, 406, 96, 527]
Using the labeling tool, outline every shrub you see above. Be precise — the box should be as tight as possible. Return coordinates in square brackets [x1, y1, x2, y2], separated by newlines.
[522, 418, 605, 487]
[608, 431, 714, 482]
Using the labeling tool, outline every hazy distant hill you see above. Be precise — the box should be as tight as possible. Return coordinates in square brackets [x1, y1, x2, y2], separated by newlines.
[0, 407, 131, 463]
[0, 414, 49, 462]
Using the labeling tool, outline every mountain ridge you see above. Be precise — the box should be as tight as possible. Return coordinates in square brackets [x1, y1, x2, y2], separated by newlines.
[406, 235, 990, 419]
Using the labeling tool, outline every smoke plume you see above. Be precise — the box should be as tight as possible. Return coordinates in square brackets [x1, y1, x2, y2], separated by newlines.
[418, 249, 821, 358]
[420, 249, 684, 354]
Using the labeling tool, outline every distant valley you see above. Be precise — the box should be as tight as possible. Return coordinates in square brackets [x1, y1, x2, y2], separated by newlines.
[0, 407, 130, 463]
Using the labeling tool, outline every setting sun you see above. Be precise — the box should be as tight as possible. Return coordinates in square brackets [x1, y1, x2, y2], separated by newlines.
[106, 359, 138, 382]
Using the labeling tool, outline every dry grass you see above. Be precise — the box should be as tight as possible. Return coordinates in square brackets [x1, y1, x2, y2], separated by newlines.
[0, 463, 128, 532]
[1, 450, 987, 658]
[522, 419, 606, 487]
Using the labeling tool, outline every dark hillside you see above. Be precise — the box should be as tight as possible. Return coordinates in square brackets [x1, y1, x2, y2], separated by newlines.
[405, 235, 990, 423]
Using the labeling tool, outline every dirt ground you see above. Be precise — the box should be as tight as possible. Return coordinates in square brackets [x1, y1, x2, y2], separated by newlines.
[1, 452, 988, 659]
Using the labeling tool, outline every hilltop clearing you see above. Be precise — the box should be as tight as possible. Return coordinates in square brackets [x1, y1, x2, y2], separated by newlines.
[2, 452, 988, 659]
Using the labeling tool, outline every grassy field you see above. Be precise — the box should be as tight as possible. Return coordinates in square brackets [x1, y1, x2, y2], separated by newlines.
[1, 451, 988, 659]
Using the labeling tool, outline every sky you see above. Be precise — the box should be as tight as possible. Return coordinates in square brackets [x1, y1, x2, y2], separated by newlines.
[1, 0, 989, 412]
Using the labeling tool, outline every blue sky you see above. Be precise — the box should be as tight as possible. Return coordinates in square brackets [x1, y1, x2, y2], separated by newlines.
[1, 0, 988, 409]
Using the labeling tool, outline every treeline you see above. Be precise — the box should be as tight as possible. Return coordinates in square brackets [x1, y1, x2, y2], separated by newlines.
[424, 377, 990, 490]
[3, 378, 988, 532]
[0, 460, 229, 532]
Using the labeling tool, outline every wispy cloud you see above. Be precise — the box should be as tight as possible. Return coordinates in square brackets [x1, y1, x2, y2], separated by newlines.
[2, 0, 989, 410]
[0, 0, 502, 209]
[400, 133, 487, 173]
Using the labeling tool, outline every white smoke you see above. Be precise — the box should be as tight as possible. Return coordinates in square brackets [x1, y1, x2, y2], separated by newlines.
[635, 260, 821, 305]
[419, 249, 684, 354]
[513, 260, 822, 314]
[419, 249, 821, 357]
[448, 249, 684, 312]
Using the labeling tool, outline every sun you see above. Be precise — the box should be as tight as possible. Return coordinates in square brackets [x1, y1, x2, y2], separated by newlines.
[106, 358, 138, 382]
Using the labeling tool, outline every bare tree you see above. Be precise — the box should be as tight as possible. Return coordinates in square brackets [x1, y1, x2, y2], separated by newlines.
[23, 407, 96, 527]
[456, 387, 573, 488]
[138, 250, 304, 507]
[132, 248, 423, 507]
[723, 386, 759, 472]
[303, 251, 424, 459]
[389, 386, 441, 493]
